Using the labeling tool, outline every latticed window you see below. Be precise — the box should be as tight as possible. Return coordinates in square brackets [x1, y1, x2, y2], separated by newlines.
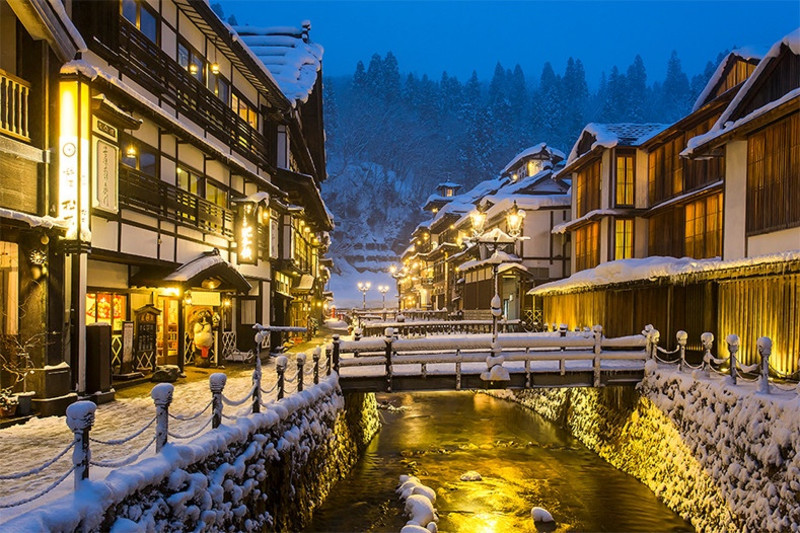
[614, 219, 634, 260]
[615, 153, 634, 206]
[684, 193, 722, 259]
[576, 159, 601, 217]
[746, 112, 800, 235]
[574, 222, 600, 272]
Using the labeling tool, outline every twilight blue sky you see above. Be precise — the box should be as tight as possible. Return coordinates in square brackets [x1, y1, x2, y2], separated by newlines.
[222, 1, 799, 86]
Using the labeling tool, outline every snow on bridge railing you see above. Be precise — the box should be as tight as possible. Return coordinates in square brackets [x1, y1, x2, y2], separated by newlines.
[0, 324, 333, 510]
[643, 325, 799, 394]
[331, 325, 649, 390]
[361, 319, 524, 337]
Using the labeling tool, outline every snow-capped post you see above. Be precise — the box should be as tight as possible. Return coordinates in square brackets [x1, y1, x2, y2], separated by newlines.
[276, 355, 288, 399]
[593, 325, 603, 387]
[726, 334, 740, 385]
[559, 324, 568, 351]
[643, 325, 654, 359]
[252, 351, 262, 414]
[151, 383, 173, 452]
[676, 330, 688, 372]
[332, 334, 340, 374]
[66, 401, 95, 490]
[701, 332, 714, 376]
[757, 337, 772, 395]
[325, 344, 332, 376]
[455, 348, 462, 390]
[296, 352, 306, 392]
[490, 293, 502, 343]
[649, 328, 661, 360]
[354, 327, 362, 341]
[209, 373, 227, 428]
[384, 327, 394, 392]
[312, 345, 321, 384]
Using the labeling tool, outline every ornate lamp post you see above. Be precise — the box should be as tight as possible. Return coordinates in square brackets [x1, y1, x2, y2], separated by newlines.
[377, 285, 390, 308]
[357, 281, 371, 309]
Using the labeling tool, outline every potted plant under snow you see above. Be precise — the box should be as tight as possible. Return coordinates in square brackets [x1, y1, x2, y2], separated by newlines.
[0, 388, 18, 418]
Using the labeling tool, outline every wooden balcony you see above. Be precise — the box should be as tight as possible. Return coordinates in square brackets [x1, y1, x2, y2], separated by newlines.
[102, 22, 276, 171]
[119, 166, 234, 239]
[0, 69, 30, 142]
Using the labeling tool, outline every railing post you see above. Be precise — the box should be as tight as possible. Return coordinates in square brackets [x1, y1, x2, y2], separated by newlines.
[332, 335, 340, 374]
[592, 325, 603, 387]
[757, 337, 772, 395]
[66, 401, 96, 490]
[252, 352, 262, 414]
[313, 346, 321, 384]
[210, 373, 227, 428]
[559, 323, 567, 351]
[701, 332, 714, 376]
[726, 334, 740, 385]
[276, 355, 288, 399]
[455, 348, 462, 390]
[151, 383, 173, 453]
[384, 327, 394, 392]
[297, 352, 306, 392]
[650, 328, 661, 360]
[643, 325, 654, 359]
[676, 330, 688, 372]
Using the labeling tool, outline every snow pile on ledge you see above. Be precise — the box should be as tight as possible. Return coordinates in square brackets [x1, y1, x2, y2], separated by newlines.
[0, 207, 66, 230]
[530, 251, 800, 295]
[397, 475, 438, 532]
[3, 376, 343, 532]
[639, 365, 800, 531]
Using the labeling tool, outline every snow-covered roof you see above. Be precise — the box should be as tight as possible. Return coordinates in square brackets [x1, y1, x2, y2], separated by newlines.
[691, 49, 763, 112]
[0, 207, 66, 230]
[551, 209, 631, 234]
[458, 250, 520, 271]
[500, 143, 566, 175]
[437, 182, 461, 189]
[234, 22, 323, 106]
[684, 29, 800, 156]
[484, 194, 570, 222]
[565, 123, 669, 167]
[530, 251, 800, 296]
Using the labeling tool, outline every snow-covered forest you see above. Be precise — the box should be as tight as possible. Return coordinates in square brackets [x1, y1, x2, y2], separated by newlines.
[322, 50, 729, 274]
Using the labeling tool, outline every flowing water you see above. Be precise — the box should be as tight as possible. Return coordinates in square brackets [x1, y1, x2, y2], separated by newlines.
[306, 391, 693, 533]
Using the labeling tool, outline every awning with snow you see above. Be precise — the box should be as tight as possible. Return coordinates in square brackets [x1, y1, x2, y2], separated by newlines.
[132, 249, 251, 293]
[292, 274, 315, 294]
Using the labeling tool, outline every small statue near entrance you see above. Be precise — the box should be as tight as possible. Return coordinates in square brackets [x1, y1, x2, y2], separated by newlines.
[190, 309, 215, 367]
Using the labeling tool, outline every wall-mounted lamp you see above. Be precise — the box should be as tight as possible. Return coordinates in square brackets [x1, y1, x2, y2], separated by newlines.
[28, 249, 48, 280]
[184, 291, 192, 306]
[125, 144, 137, 158]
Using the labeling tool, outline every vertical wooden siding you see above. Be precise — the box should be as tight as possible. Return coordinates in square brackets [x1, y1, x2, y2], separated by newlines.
[718, 274, 800, 375]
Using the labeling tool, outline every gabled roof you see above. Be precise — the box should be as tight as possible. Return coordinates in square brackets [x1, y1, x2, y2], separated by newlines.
[685, 29, 800, 156]
[500, 143, 566, 176]
[692, 50, 762, 112]
[560, 123, 668, 175]
[234, 22, 324, 107]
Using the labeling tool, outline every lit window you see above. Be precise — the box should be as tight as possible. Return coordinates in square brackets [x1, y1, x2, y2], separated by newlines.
[684, 193, 722, 259]
[614, 219, 633, 260]
[176, 167, 201, 195]
[527, 160, 541, 177]
[615, 154, 634, 206]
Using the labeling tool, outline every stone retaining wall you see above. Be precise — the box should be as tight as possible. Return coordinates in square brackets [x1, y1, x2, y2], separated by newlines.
[495, 364, 800, 532]
[5, 376, 380, 532]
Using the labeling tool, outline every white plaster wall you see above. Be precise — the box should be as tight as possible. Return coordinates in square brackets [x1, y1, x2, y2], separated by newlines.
[90, 216, 118, 251]
[723, 141, 747, 260]
[87, 260, 128, 289]
[121, 224, 158, 257]
[748, 227, 800, 257]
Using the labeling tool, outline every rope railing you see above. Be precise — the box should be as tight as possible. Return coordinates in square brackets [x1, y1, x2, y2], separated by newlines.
[89, 436, 157, 469]
[169, 400, 213, 421]
[168, 417, 213, 440]
[221, 384, 257, 407]
[0, 440, 74, 480]
[90, 417, 157, 446]
[0, 466, 76, 509]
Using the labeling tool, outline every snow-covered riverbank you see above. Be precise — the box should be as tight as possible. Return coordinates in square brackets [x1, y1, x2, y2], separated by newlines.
[495, 363, 800, 532]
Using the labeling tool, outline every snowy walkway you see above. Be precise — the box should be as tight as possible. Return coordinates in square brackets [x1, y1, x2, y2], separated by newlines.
[0, 334, 331, 522]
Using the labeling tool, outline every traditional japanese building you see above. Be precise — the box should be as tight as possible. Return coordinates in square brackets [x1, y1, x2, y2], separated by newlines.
[0, 0, 85, 415]
[533, 30, 799, 375]
[32, 0, 333, 401]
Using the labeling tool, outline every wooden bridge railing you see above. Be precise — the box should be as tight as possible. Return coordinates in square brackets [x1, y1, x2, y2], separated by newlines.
[332, 326, 649, 391]
[361, 319, 524, 338]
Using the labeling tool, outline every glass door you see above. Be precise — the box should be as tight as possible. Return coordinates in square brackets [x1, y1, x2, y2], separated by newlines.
[156, 297, 179, 365]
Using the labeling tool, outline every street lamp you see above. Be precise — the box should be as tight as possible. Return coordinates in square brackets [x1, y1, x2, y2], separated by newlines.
[357, 281, 371, 309]
[378, 285, 390, 311]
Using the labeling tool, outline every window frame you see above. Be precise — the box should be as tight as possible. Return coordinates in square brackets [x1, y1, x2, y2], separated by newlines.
[613, 218, 634, 260]
[615, 151, 635, 207]
[120, 0, 159, 44]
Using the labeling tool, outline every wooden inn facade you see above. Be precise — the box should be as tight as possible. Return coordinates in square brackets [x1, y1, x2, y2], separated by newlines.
[0, 0, 332, 415]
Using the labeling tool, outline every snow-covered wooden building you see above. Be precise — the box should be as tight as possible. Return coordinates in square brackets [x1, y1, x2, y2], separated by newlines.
[533, 30, 800, 375]
[0, 0, 86, 415]
[27, 0, 335, 402]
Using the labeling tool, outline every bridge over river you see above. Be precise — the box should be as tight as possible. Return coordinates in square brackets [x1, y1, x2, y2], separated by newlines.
[333, 325, 650, 393]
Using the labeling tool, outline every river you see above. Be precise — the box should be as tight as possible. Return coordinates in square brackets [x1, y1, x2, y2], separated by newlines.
[306, 391, 692, 532]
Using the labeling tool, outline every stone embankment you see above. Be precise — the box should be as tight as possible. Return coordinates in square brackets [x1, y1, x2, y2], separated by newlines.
[5, 376, 379, 532]
[496, 362, 800, 532]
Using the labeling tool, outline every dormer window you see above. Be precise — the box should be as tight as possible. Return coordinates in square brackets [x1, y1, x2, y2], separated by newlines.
[444, 188, 453, 197]
[527, 160, 541, 177]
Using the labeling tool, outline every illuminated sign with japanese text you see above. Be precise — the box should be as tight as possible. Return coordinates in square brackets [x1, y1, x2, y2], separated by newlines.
[236, 202, 257, 265]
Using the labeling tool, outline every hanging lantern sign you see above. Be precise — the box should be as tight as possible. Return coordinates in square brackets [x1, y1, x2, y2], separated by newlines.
[59, 78, 91, 242]
[236, 201, 257, 265]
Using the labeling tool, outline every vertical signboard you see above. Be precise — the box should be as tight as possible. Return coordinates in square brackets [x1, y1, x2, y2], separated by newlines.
[236, 202, 257, 265]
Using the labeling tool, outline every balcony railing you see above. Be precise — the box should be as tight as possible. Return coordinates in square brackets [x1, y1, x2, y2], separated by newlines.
[0, 69, 30, 142]
[119, 166, 234, 239]
[106, 22, 276, 170]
